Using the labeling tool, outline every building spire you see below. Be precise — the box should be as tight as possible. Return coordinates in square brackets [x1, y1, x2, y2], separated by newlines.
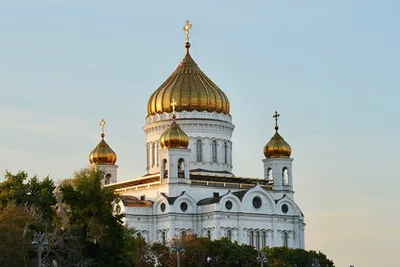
[183, 20, 192, 50]
[100, 118, 106, 139]
[273, 111, 280, 131]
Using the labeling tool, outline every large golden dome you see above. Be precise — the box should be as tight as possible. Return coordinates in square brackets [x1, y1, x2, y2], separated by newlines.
[89, 119, 117, 165]
[263, 112, 292, 158]
[147, 42, 230, 116]
[160, 115, 189, 149]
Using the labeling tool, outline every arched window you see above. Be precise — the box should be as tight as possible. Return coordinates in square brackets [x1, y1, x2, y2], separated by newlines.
[224, 141, 228, 164]
[283, 232, 288, 247]
[196, 139, 202, 162]
[105, 173, 111, 185]
[178, 158, 185, 178]
[262, 231, 266, 248]
[181, 230, 187, 239]
[283, 167, 289, 186]
[151, 142, 155, 166]
[267, 168, 273, 180]
[162, 231, 166, 245]
[162, 159, 168, 178]
[212, 140, 217, 163]
[256, 231, 260, 250]
[249, 231, 254, 246]
[227, 229, 232, 242]
[207, 229, 211, 240]
[137, 232, 142, 238]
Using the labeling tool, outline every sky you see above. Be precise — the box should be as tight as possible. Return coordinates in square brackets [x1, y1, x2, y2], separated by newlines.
[0, 1, 399, 266]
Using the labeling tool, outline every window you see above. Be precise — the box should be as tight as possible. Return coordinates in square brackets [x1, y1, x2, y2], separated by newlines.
[249, 231, 254, 246]
[212, 140, 217, 163]
[283, 168, 289, 186]
[105, 173, 111, 185]
[180, 202, 188, 211]
[227, 229, 232, 242]
[267, 168, 273, 180]
[151, 142, 155, 166]
[282, 204, 289, 213]
[252, 196, 262, 209]
[225, 200, 233, 210]
[224, 141, 228, 164]
[207, 230, 211, 240]
[178, 158, 184, 177]
[262, 232, 266, 248]
[162, 232, 166, 245]
[256, 231, 260, 250]
[162, 159, 168, 178]
[182, 231, 187, 239]
[283, 232, 288, 247]
[196, 139, 202, 162]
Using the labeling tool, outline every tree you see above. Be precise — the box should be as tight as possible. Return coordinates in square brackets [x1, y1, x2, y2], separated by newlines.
[0, 171, 56, 220]
[59, 168, 132, 267]
[260, 246, 335, 267]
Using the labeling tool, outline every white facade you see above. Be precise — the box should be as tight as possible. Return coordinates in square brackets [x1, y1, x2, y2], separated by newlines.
[105, 108, 305, 250]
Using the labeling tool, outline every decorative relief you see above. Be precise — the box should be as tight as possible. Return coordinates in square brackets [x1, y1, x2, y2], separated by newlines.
[146, 111, 232, 124]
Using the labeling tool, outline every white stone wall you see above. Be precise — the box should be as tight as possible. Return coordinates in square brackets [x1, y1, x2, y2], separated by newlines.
[120, 183, 305, 249]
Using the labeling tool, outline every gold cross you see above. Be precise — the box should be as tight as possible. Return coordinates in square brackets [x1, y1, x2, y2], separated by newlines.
[100, 118, 106, 133]
[183, 20, 192, 43]
[171, 99, 177, 113]
[273, 111, 280, 127]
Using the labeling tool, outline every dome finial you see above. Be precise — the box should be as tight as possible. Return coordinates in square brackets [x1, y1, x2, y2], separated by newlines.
[171, 99, 177, 119]
[100, 118, 106, 139]
[273, 111, 280, 131]
[183, 20, 192, 50]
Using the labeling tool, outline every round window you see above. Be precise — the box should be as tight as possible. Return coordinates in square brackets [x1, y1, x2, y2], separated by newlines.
[180, 202, 188, 211]
[160, 203, 166, 212]
[225, 200, 233, 210]
[252, 196, 262, 209]
[282, 204, 289, 213]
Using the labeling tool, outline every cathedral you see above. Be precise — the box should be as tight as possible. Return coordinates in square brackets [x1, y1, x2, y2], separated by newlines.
[87, 21, 305, 250]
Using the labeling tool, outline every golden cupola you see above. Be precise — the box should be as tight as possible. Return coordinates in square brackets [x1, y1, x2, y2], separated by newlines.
[147, 21, 230, 116]
[263, 111, 292, 158]
[89, 119, 117, 165]
[160, 105, 189, 149]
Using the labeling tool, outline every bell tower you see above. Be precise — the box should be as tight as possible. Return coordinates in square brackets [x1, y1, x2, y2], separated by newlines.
[262, 111, 293, 192]
[89, 119, 118, 185]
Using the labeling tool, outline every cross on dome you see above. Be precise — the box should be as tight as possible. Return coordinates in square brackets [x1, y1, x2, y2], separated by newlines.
[183, 20, 192, 43]
[273, 111, 280, 131]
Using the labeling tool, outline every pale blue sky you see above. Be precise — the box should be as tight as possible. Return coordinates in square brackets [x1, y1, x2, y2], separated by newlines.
[1, 1, 399, 266]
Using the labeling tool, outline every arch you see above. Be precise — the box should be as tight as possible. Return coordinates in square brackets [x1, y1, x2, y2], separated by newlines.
[207, 229, 211, 240]
[196, 139, 202, 162]
[105, 173, 111, 185]
[267, 168, 273, 180]
[227, 229, 232, 242]
[151, 142, 155, 166]
[224, 141, 228, 164]
[242, 184, 275, 213]
[162, 159, 168, 178]
[212, 139, 217, 163]
[282, 167, 289, 186]
[178, 158, 185, 178]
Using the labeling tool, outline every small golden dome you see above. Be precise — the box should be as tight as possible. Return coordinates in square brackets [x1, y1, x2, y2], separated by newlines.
[89, 119, 117, 165]
[263, 111, 292, 158]
[147, 42, 230, 116]
[160, 116, 189, 149]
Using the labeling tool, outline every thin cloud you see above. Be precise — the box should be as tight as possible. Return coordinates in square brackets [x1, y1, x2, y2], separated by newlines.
[0, 104, 97, 139]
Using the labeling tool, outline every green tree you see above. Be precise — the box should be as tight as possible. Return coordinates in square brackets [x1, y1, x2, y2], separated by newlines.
[0, 171, 56, 220]
[260, 246, 335, 267]
[59, 168, 132, 267]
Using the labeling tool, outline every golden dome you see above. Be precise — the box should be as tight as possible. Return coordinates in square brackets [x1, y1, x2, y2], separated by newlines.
[160, 115, 189, 149]
[147, 42, 230, 116]
[263, 111, 292, 158]
[89, 119, 117, 165]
